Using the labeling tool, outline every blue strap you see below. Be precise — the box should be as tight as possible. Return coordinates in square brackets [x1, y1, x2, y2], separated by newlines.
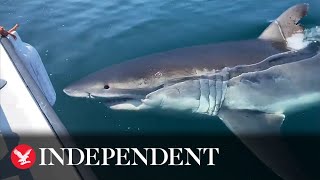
[0, 79, 7, 89]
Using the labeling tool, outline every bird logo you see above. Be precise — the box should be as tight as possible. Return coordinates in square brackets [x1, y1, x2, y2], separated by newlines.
[13, 148, 32, 165]
[11, 144, 36, 169]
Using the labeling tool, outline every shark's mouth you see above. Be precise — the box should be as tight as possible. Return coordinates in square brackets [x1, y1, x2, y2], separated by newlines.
[103, 97, 134, 102]
[96, 84, 173, 110]
[89, 94, 145, 110]
[89, 88, 157, 110]
[103, 97, 136, 106]
[106, 98, 146, 111]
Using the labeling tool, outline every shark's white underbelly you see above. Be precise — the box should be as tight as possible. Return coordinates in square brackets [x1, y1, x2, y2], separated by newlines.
[223, 86, 320, 114]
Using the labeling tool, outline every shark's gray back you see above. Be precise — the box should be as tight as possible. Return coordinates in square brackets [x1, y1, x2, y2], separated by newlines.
[90, 39, 286, 87]
[127, 39, 286, 71]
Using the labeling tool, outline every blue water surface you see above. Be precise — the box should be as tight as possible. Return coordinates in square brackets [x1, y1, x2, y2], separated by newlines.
[1, 0, 320, 135]
[3, 1, 320, 179]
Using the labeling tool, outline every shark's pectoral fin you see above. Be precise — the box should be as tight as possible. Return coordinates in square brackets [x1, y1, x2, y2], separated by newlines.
[259, 3, 308, 43]
[218, 109, 284, 135]
[218, 108, 308, 180]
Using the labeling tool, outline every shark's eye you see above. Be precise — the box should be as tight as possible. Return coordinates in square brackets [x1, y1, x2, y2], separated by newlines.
[104, 85, 110, 89]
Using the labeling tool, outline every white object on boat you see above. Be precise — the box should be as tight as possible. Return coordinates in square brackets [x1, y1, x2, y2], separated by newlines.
[7, 32, 56, 105]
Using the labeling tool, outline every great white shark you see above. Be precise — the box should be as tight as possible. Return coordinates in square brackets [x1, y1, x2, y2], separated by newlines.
[64, 4, 313, 180]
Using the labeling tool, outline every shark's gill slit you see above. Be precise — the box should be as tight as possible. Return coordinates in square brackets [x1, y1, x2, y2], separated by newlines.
[209, 76, 217, 116]
[214, 75, 223, 115]
[205, 79, 210, 113]
[197, 79, 209, 113]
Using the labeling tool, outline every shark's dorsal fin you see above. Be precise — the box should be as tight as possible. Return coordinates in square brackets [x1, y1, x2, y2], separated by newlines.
[259, 4, 309, 43]
[218, 108, 308, 179]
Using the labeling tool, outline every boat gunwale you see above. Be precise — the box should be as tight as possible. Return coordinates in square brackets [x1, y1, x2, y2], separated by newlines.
[0, 36, 97, 180]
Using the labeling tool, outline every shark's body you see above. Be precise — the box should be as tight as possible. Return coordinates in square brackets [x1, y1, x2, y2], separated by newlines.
[64, 4, 311, 180]
[64, 39, 288, 103]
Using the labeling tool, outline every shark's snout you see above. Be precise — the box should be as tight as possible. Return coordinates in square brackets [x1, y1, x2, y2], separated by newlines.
[63, 76, 159, 110]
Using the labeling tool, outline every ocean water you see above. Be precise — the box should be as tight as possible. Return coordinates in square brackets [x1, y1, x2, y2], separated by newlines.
[2, 0, 320, 134]
[2, 0, 320, 179]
